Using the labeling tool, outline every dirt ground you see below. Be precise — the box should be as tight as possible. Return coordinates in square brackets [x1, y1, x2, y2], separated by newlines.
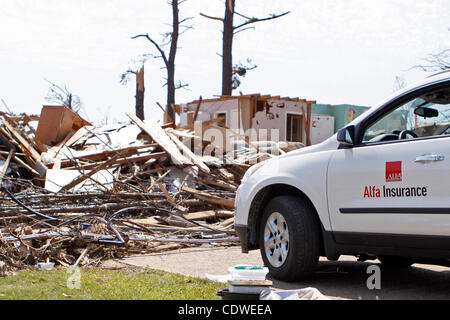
[102, 245, 450, 300]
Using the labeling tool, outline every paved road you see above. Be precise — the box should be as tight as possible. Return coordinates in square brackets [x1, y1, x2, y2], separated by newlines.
[103, 246, 450, 300]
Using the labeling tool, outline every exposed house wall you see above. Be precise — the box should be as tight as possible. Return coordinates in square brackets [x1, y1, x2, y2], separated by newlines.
[251, 100, 308, 143]
[312, 104, 371, 132]
[186, 99, 240, 128]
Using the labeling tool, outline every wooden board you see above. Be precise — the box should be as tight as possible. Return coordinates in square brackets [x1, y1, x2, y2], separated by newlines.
[218, 168, 234, 181]
[1, 120, 41, 162]
[183, 210, 217, 221]
[167, 132, 210, 173]
[127, 113, 191, 166]
[0, 148, 14, 185]
[181, 186, 235, 209]
[63, 151, 168, 171]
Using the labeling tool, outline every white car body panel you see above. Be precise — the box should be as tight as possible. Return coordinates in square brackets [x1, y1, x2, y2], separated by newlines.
[235, 137, 339, 230]
[235, 71, 450, 258]
[328, 137, 450, 236]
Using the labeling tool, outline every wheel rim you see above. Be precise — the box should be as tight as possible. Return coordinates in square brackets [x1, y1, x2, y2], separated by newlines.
[263, 212, 289, 268]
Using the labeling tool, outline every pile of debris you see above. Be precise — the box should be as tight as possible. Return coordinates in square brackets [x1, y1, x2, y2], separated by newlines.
[0, 106, 301, 273]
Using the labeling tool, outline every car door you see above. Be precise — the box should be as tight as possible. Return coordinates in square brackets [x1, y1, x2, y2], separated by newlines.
[327, 83, 450, 248]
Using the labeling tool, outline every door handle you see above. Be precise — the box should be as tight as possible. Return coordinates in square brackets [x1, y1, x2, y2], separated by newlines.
[415, 154, 445, 163]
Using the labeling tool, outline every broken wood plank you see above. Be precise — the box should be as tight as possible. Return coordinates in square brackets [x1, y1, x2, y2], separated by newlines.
[167, 132, 210, 174]
[218, 168, 234, 181]
[62, 126, 94, 147]
[193, 96, 203, 122]
[58, 144, 158, 166]
[195, 176, 237, 192]
[181, 186, 235, 209]
[1, 120, 41, 162]
[216, 211, 235, 219]
[183, 210, 217, 221]
[0, 147, 14, 186]
[158, 182, 188, 213]
[63, 151, 168, 171]
[0, 149, 39, 176]
[127, 112, 191, 166]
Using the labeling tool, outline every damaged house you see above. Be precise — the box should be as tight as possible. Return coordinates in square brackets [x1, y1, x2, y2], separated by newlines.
[178, 94, 335, 147]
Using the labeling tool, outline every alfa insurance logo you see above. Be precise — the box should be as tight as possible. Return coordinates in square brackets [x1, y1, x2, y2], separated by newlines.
[386, 161, 402, 182]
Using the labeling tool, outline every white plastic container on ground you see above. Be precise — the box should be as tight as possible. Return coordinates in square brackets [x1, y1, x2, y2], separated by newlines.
[36, 262, 55, 270]
[228, 265, 269, 281]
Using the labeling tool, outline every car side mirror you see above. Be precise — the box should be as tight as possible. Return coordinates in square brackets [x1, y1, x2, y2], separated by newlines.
[414, 106, 438, 118]
[337, 125, 355, 146]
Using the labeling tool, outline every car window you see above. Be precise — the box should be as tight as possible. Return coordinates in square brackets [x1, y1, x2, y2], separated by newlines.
[363, 86, 450, 143]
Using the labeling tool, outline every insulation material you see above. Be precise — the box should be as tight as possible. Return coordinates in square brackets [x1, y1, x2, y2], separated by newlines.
[44, 169, 115, 193]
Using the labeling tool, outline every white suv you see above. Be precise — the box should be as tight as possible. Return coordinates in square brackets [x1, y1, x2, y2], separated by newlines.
[234, 71, 450, 281]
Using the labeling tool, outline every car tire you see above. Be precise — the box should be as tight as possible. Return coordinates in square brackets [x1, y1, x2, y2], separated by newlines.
[259, 195, 321, 281]
[379, 256, 415, 268]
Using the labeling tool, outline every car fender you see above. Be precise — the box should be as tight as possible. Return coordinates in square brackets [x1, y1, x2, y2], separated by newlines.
[235, 149, 335, 231]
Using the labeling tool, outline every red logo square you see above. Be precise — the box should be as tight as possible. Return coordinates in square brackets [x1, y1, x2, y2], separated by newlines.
[386, 161, 402, 182]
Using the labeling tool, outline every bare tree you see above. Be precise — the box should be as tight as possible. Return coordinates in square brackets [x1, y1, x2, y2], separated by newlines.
[201, 0, 289, 96]
[413, 49, 450, 72]
[44, 79, 82, 112]
[132, 0, 192, 123]
[412, 29, 449, 72]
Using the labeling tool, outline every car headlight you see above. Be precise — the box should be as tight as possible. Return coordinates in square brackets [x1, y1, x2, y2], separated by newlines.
[241, 161, 266, 184]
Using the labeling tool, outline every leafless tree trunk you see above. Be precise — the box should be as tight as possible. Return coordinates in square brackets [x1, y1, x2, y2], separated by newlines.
[201, 0, 290, 96]
[133, 0, 191, 123]
[135, 66, 145, 120]
[166, 0, 179, 123]
[121, 65, 145, 120]
[222, 0, 235, 96]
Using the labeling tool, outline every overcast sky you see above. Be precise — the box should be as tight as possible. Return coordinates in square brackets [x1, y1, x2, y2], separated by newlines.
[0, 0, 448, 124]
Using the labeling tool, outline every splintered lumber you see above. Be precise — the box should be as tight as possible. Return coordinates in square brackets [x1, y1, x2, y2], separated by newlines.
[167, 131, 210, 174]
[59, 151, 128, 192]
[193, 96, 203, 122]
[181, 186, 235, 209]
[196, 176, 237, 192]
[62, 126, 94, 147]
[1, 199, 206, 216]
[1, 120, 41, 163]
[63, 151, 168, 171]
[127, 112, 191, 166]
[0, 147, 14, 185]
[218, 168, 234, 181]
[58, 144, 158, 166]
[183, 210, 217, 221]
[158, 182, 188, 213]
